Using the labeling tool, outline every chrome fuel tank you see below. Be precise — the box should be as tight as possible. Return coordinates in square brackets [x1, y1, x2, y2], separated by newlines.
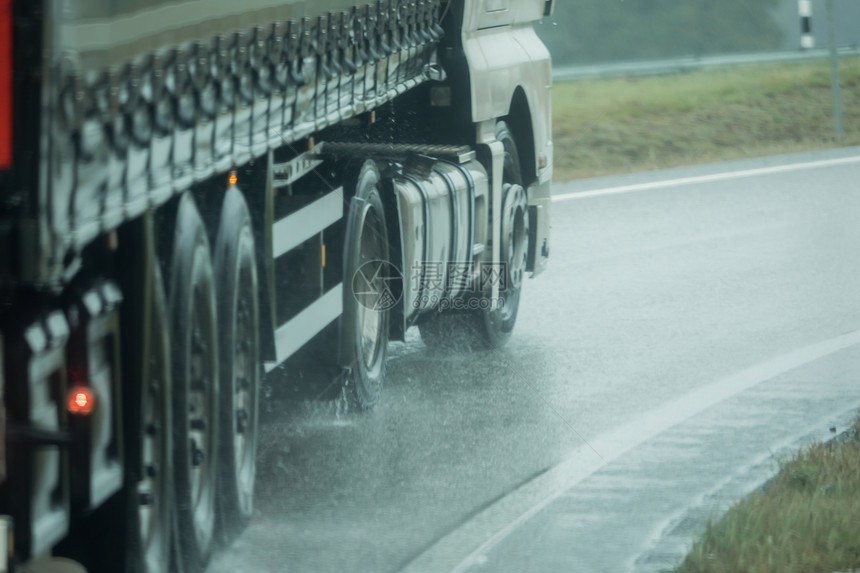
[390, 153, 488, 321]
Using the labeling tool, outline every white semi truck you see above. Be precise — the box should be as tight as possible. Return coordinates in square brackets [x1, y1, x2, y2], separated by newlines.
[0, 1, 553, 571]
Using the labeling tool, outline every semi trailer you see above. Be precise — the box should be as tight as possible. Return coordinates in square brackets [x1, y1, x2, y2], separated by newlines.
[0, 0, 553, 571]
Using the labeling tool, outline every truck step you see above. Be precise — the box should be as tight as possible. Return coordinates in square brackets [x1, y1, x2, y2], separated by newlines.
[321, 143, 476, 165]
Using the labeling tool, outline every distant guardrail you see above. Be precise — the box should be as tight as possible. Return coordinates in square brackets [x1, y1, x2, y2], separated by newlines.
[552, 47, 860, 82]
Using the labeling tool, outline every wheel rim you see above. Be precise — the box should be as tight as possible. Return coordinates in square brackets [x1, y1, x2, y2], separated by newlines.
[232, 265, 257, 514]
[500, 183, 529, 323]
[188, 280, 216, 547]
[356, 206, 386, 372]
[133, 262, 172, 573]
[139, 316, 169, 573]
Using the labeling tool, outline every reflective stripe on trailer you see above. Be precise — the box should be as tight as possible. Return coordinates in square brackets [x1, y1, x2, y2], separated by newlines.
[265, 285, 343, 373]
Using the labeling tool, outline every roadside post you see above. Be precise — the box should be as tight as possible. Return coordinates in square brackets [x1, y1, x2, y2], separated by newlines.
[825, 0, 844, 138]
[799, 0, 815, 49]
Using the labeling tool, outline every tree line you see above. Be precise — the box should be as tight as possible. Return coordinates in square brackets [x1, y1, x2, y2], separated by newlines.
[536, 0, 784, 65]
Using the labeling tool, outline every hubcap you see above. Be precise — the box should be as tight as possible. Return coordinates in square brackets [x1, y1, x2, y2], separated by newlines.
[233, 269, 257, 513]
[139, 281, 169, 573]
[188, 284, 215, 546]
[139, 358, 165, 573]
[501, 183, 530, 292]
[356, 207, 385, 371]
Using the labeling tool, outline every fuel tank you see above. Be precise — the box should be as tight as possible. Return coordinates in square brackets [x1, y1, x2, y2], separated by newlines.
[388, 151, 488, 320]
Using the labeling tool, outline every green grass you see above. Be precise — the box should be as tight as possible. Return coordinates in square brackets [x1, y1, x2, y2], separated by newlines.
[552, 58, 860, 181]
[675, 416, 860, 573]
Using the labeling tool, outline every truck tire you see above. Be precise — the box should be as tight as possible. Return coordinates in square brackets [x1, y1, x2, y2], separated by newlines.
[419, 120, 529, 350]
[168, 195, 220, 573]
[342, 161, 390, 410]
[213, 187, 260, 541]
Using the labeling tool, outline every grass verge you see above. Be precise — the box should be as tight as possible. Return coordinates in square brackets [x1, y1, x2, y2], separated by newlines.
[553, 57, 860, 181]
[674, 414, 860, 573]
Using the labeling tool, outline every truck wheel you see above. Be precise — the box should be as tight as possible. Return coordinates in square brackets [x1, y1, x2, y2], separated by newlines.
[89, 257, 173, 573]
[135, 263, 173, 573]
[419, 120, 528, 350]
[343, 161, 390, 410]
[168, 195, 219, 572]
[213, 188, 260, 541]
[479, 120, 529, 348]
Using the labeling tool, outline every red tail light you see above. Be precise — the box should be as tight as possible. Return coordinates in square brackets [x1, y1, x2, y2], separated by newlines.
[0, 0, 11, 170]
[67, 386, 96, 416]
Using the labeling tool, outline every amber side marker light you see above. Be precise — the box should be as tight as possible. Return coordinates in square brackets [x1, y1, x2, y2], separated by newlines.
[67, 386, 95, 416]
[228, 171, 238, 186]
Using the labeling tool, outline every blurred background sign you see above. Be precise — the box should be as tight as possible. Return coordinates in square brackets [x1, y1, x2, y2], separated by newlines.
[536, 0, 860, 66]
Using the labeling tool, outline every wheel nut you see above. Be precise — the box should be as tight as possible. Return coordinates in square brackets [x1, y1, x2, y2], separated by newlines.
[236, 409, 249, 434]
[192, 447, 205, 467]
[192, 328, 205, 352]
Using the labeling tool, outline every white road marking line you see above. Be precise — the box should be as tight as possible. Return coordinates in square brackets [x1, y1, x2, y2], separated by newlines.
[400, 329, 860, 573]
[552, 155, 860, 203]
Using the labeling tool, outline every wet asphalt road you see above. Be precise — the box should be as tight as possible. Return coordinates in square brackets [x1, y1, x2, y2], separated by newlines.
[209, 147, 860, 573]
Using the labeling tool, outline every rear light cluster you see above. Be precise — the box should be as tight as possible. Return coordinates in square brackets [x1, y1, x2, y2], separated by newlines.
[0, 0, 11, 170]
[1, 282, 122, 560]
